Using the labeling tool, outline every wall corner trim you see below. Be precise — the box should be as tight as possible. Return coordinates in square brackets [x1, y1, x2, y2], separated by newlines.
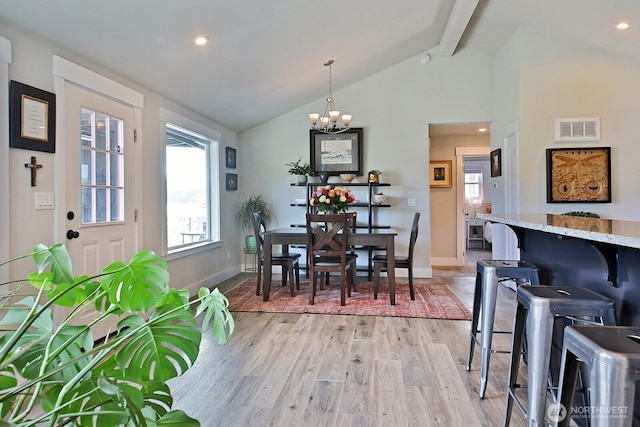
[0, 37, 11, 64]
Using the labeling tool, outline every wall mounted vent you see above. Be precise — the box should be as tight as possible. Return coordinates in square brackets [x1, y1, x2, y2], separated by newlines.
[554, 117, 600, 142]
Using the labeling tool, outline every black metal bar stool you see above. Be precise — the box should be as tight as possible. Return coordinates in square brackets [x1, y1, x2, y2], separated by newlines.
[467, 259, 540, 398]
[505, 285, 616, 427]
[557, 325, 640, 427]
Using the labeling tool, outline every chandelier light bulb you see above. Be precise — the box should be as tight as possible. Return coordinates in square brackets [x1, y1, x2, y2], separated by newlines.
[341, 114, 352, 126]
[309, 113, 320, 125]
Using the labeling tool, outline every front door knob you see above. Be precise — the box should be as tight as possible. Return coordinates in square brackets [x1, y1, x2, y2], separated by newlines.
[66, 230, 80, 240]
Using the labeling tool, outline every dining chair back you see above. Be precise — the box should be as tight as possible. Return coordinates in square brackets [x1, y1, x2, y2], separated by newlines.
[306, 213, 353, 306]
[373, 211, 421, 303]
[319, 211, 358, 291]
[252, 212, 301, 296]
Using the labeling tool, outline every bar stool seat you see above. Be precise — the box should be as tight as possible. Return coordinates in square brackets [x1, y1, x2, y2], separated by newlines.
[505, 285, 617, 427]
[557, 325, 640, 427]
[467, 259, 541, 398]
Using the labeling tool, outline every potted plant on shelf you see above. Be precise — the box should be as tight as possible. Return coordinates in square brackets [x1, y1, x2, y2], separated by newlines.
[286, 158, 314, 184]
[0, 243, 234, 426]
[236, 193, 273, 250]
[368, 169, 382, 183]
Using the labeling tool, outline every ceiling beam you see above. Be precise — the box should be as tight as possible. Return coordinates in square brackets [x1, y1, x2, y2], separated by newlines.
[439, 0, 480, 57]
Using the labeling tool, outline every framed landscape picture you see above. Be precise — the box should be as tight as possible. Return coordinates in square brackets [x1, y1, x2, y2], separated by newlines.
[310, 128, 363, 175]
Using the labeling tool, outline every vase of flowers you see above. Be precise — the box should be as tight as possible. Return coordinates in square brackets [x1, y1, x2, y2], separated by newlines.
[309, 185, 356, 214]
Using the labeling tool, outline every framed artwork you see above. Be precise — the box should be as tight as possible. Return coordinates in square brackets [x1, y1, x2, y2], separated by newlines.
[310, 128, 363, 175]
[225, 173, 238, 191]
[9, 80, 56, 153]
[429, 160, 452, 188]
[225, 147, 236, 169]
[490, 148, 502, 177]
[546, 147, 611, 203]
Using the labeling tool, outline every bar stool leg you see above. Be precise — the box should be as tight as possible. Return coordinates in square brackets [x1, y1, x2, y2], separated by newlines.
[557, 345, 581, 427]
[479, 268, 500, 399]
[505, 302, 527, 427]
[467, 272, 483, 371]
[526, 303, 555, 426]
[591, 363, 636, 427]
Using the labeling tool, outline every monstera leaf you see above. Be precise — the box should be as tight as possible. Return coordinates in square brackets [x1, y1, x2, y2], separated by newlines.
[0, 244, 233, 426]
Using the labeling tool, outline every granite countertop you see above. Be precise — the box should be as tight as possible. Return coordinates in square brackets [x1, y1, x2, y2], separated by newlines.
[477, 213, 640, 250]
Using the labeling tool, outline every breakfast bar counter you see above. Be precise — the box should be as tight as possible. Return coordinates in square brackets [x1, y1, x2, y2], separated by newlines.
[477, 213, 640, 325]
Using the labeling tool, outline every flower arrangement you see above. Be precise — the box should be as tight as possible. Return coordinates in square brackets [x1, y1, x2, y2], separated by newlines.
[309, 185, 356, 213]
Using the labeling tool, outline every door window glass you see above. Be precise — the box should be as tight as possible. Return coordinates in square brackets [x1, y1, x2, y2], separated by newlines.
[80, 108, 124, 224]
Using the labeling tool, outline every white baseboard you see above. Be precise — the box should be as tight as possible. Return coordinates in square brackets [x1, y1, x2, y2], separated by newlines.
[183, 265, 242, 295]
[430, 257, 461, 267]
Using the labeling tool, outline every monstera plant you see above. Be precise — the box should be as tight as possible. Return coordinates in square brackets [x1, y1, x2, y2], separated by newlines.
[0, 244, 234, 426]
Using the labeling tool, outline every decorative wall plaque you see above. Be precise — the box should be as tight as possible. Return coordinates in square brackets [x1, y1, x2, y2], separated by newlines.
[546, 147, 611, 203]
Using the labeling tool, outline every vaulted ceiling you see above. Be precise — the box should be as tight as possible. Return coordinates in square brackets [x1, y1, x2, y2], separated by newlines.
[0, 0, 638, 132]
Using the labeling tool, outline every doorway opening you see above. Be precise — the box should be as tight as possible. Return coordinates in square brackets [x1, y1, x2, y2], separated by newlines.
[428, 122, 491, 269]
[462, 155, 492, 267]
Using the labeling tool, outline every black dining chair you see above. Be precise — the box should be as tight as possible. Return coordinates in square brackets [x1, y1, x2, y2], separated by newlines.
[306, 213, 354, 306]
[372, 212, 421, 303]
[251, 212, 301, 296]
[319, 211, 358, 291]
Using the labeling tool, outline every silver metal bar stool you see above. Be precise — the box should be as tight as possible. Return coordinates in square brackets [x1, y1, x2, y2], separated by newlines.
[557, 325, 640, 427]
[467, 259, 541, 398]
[505, 285, 617, 427]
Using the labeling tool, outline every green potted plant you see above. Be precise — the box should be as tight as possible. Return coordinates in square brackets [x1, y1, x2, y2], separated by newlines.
[286, 158, 313, 184]
[236, 193, 273, 250]
[368, 169, 382, 183]
[0, 243, 234, 426]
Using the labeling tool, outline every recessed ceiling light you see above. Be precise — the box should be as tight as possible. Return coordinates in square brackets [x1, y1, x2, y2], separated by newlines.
[616, 22, 629, 30]
[478, 128, 487, 132]
[195, 36, 209, 46]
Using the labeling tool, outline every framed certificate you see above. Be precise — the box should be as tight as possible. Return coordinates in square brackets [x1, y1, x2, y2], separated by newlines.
[9, 80, 56, 153]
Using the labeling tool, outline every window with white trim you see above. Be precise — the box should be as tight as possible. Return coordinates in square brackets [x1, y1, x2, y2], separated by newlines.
[464, 170, 483, 202]
[165, 122, 220, 251]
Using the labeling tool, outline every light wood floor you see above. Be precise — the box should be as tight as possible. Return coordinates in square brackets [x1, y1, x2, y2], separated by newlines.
[169, 258, 528, 426]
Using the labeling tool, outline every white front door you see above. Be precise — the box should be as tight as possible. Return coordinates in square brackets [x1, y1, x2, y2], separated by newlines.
[63, 83, 137, 336]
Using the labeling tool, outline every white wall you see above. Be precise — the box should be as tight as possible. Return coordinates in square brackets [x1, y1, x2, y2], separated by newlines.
[240, 48, 496, 277]
[491, 29, 640, 222]
[518, 29, 640, 220]
[2, 23, 242, 290]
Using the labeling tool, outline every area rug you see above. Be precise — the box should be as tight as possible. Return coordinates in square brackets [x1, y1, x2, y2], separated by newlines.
[225, 279, 471, 320]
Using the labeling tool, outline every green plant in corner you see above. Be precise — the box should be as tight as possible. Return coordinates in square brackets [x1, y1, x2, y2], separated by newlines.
[0, 244, 234, 426]
[236, 193, 273, 231]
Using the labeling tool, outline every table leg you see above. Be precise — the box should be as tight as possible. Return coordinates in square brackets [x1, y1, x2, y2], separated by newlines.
[387, 235, 396, 305]
[263, 235, 272, 301]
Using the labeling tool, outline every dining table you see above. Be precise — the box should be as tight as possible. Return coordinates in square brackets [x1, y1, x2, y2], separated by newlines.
[262, 227, 398, 304]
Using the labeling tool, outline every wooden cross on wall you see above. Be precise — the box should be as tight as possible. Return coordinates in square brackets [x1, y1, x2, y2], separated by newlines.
[24, 156, 43, 187]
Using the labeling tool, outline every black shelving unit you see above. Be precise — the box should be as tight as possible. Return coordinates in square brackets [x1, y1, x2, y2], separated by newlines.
[290, 181, 391, 279]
